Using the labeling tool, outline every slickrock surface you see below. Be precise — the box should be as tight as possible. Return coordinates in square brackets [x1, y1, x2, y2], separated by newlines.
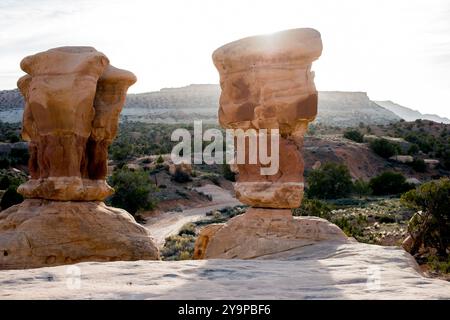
[1, 242, 449, 299]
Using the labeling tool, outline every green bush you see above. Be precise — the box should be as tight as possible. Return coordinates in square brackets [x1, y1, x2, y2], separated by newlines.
[401, 178, 450, 257]
[376, 214, 396, 224]
[410, 159, 426, 172]
[178, 223, 197, 236]
[353, 179, 372, 198]
[370, 138, 400, 158]
[369, 171, 413, 196]
[307, 163, 353, 199]
[404, 132, 434, 154]
[156, 155, 164, 164]
[222, 164, 236, 182]
[407, 144, 420, 155]
[161, 223, 197, 261]
[161, 234, 196, 261]
[292, 198, 333, 220]
[333, 214, 367, 239]
[428, 255, 450, 274]
[0, 186, 23, 210]
[110, 142, 133, 161]
[0, 158, 10, 169]
[343, 129, 364, 143]
[442, 151, 450, 170]
[108, 167, 157, 215]
[172, 168, 192, 183]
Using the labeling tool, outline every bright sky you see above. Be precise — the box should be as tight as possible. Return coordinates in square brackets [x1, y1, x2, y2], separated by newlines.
[1, 0, 449, 117]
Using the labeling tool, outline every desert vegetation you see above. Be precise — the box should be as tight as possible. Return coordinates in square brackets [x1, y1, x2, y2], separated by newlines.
[0, 119, 449, 279]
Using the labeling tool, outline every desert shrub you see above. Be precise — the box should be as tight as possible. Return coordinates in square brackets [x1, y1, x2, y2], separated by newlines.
[376, 214, 396, 224]
[353, 179, 372, 198]
[410, 159, 427, 172]
[404, 132, 434, 154]
[110, 142, 133, 161]
[172, 168, 192, 183]
[292, 198, 333, 220]
[370, 138, 400, 158]
[407, 144, 420, 155]
[401, 178, 450, 257]
[307, 162, 353, 199]
[9, 148, 29, 166]
[328, 198, 369, 207]
[222, 164, 236, 182]
[369, 171, 413, 196]
[108, 167, 157, 215]
[427, 255, 450, 274]
[178, 223, 197, 236]
[333, 214, 368, 239]
[0, 186, 24, 210]
[442, 151, 450, 170]
[0, 158, 10, 169]
[0, 170, 26, 210]
[197, 205, 246, 226]
[161, 234, 196, 261]
[343, 129, 364, 143]
[156, 155, 164, 164]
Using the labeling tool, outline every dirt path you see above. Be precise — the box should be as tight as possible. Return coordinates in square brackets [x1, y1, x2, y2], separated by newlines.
[144, 184, 241, 246]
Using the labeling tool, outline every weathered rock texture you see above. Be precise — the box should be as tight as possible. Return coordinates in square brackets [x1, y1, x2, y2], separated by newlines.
[2, 242, 450, 299]
[194, 208, 348, 259]
[17, 46, 136, 201]
[195, 29, 325, 258]
[213, 28, 321, 209]
[0, 47, 159, 270]
[0, 200, 159, 269]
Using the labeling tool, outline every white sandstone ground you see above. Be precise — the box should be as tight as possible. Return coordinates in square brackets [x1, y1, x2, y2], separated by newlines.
[1, 241, 449, 299]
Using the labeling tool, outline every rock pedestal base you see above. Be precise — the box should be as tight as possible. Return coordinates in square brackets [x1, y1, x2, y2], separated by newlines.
[0, 199, 159, 270]
[194, 208, 349, 259]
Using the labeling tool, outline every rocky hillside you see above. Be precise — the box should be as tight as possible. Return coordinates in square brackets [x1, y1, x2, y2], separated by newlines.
[316, 91, 400, 126]
[0, 89, 23, 110]
[376, 100, 450, 124]
[0, 85, 410, 127]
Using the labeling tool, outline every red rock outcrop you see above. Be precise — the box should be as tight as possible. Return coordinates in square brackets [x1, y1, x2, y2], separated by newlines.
[0, 47, 159, 270]
[213, 28, 321, 208]
[194, 29, 346, 259]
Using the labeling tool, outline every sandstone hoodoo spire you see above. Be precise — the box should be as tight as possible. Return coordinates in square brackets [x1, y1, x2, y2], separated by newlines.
[194, 28, 350, 259]
[0, 47, 159, 269]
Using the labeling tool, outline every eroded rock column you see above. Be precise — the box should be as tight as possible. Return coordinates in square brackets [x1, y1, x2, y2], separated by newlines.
[194, 29, 349, 259]
[0, 47, 159, 269]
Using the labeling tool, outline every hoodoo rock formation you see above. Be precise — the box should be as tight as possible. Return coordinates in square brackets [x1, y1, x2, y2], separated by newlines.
[0, 47, 159, 270]
[194, 28, 351, 259]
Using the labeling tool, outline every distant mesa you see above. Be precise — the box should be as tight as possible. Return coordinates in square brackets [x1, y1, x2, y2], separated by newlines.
[2, 85, 448, 126]
[375, 100, 450, 124]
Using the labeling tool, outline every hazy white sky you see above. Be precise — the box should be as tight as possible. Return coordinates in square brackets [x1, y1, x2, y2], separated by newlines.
[1, 0, 449, 117]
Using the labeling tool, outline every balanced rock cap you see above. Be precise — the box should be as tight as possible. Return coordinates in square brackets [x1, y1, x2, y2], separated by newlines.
[19, 46, 109, 78]
[212, 28, 322, 73]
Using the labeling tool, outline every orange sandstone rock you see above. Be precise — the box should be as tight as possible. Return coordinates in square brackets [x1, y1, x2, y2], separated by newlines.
[194, 208, 348, 259]
[0, 47, 159, 269]
[213, 28, 322, 208]
[195, 29, 331, 259]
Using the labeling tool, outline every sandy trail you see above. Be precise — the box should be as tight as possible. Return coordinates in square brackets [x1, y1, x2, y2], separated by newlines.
[144, 184, 241, 246]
